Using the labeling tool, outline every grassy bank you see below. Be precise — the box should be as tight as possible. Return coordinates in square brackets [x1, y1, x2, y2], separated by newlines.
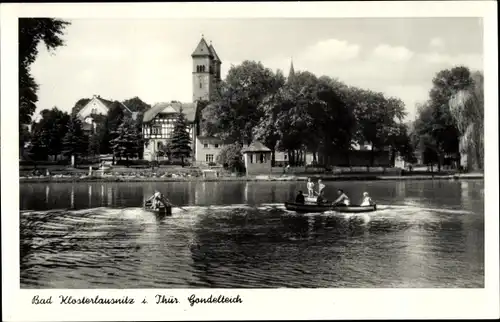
[19, 172, 484, 183]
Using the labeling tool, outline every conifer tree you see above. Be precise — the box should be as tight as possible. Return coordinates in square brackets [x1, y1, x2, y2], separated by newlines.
[170, 107, 192, 167]
[62, 116, 86, 164]
[110, 117, 144, 165]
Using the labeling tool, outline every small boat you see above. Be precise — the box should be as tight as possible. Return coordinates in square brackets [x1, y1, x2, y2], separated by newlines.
[285, 202, 377, 213]
[144, 200, 172, 217]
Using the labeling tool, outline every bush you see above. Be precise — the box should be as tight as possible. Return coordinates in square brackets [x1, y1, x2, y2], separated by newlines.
[158, 160, 192, 166]
[19, 160, 70, 166]
[208, 162, 216, 166]
[115, 159, 150, 166]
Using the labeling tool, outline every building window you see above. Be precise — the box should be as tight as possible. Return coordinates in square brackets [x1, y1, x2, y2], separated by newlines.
[200, 81, 202, 89]
[152, 126, 161, 135]
[203, 143, 209, 148]
[284, 155, 287, 160]
[260, 153, 265, 163]
[214, 144, 219, 148]
[249, 154, 253, 164]
[91, 108, 97, 114]
[206, 154, 214, 163]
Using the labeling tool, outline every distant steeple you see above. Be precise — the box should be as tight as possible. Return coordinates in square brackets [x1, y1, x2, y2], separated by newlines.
[287, 57, 295, 82]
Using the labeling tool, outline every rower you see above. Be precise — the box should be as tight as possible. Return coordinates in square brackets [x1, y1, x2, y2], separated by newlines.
[333, 189, 350, 206]
[146, 191, 165, 210]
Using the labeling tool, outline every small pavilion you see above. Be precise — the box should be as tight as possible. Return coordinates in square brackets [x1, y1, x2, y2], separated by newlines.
[241, 141, 272, 175]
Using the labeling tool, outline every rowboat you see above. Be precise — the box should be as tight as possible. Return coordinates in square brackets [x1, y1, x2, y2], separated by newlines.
[144, 200, 172, 217]
[284, 202, 377, 213]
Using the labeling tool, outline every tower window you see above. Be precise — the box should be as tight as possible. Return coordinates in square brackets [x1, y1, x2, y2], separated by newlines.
[196, 65, 205, 73]
[199, 81, 202, 89]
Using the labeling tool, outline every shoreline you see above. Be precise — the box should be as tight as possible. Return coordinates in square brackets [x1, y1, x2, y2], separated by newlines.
[19, 173, 484, 183]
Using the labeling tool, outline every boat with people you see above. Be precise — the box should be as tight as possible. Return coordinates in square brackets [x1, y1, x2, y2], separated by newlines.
[285, 202, 377, 213]
[291, 178, 377, 213]
[144, 191, 172, 217]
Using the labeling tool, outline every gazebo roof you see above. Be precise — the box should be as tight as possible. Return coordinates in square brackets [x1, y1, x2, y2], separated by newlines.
[241, 141, 272, 153]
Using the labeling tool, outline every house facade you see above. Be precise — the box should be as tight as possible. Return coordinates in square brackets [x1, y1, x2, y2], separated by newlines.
[142, 102, 198, 161]
[77, 95, 133, 134]
[195, 136, 224, 165]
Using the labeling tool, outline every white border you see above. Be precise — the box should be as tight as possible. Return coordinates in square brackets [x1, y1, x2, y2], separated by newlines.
[1, 1, 498, 321]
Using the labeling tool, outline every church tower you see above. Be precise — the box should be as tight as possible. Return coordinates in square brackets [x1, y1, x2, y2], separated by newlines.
[192, 35, 221, 102]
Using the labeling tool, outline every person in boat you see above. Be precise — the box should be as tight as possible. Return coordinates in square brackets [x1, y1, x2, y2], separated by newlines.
[295, 190, 305, 204]
[146, 191, 166, 210]
[333, 189, 350, 206]
[316, 190, 329, 205]
[306, 178, 315, 197]
[316, 179, 325, 196]
[360, 192, 374, 206]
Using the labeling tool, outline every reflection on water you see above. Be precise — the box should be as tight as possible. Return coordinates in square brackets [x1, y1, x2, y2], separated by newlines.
[19, 180, 484, 288]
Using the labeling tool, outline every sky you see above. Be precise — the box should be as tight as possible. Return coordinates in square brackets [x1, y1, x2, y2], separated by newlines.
[30, 17, 483, 121]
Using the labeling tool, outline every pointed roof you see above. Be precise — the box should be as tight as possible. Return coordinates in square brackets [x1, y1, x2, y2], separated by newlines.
[142, 101, 198, 123]
[191, 36, 213, 58]
[241, 141, 272, 153]
[209, 42, 221, 63]
[288, 58, 295, 80]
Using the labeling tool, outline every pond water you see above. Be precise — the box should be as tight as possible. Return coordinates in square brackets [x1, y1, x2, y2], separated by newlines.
[20, 180, 484, 288]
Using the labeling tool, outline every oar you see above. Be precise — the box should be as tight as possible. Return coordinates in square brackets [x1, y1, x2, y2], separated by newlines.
[163, 197, 188, 212]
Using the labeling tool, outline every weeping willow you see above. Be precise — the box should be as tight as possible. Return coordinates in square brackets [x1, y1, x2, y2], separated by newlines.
[449, 72, 484, 171]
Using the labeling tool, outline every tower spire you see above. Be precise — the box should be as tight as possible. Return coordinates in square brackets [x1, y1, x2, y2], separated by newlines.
[288, 57, 295, 82]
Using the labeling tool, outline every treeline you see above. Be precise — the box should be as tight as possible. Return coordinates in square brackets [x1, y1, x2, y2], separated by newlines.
[23, 96, 194, 167]
[412, 66, 484, 172]
[25, 98, 147, 164]
[203, 60, 414, 168]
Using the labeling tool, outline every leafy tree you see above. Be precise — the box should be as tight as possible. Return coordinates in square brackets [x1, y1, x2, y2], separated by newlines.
[19, 18, 70, 131]
[217, 142, 244, 172]
[202, 61, 285, 144]
[122, 96, 151, 113]
[29, 107, 70, 160]
[349, 88, 406, 165]
[62, 117, 87, 163]
[110, 117, 144, 164]
[170, 107, 192, 167]
[449, 70, 484, 171]
[411, 66, 471, 171]
[70, 98, 91, 117]
[19, 125, 32, 158]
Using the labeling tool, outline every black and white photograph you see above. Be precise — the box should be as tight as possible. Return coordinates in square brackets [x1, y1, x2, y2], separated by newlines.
[2, 1, 498, 321]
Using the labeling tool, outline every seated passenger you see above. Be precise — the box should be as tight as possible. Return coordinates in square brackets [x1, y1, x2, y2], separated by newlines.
[360, 192, 374, 206]
[316, 190, 328, 205]
[295, 190, 305, 204]
[333, 189, 350, 206]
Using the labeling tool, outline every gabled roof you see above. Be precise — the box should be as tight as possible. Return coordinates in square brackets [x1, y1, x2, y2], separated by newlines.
[90, 96, 132, 114]
[191, 37, 213, 58]
[143, 101, 198, 123]
[209, 44, 221, 63]
[241, 141, 272, 153]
